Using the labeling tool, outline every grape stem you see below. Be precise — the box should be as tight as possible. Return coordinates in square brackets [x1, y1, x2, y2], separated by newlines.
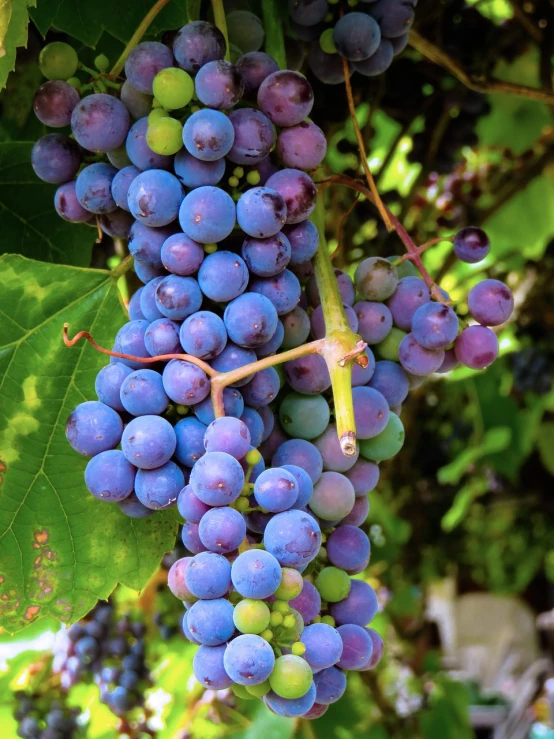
[110, 0, 172, 77]
[396, 235, 454, 263]
[261, 0, 287, 69]
[211, 0, 230, 62]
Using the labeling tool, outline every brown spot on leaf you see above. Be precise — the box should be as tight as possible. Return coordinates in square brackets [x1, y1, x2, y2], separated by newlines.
[25, 606, 40, 620]
[34, 529, 49, 544]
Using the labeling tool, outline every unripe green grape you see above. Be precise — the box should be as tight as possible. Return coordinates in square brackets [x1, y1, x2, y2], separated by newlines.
[204, 243, 218, 254]
[291, 642, 306, 656]
[232, 683, 256, 699]
[359, 413, 405, 462]
[228, 175, 239, 187]
[260, 628, 273, 642]
[39, 42, 79, 81]
[245, 448, 262, 466]
[387, 255, 417, 279]
[270, 611, 283, 627]
[233, 166, 244, 178]
[153, 67, 194, 110]
[246, 679, 271, 697]
[233, 598, 271, 634]
[282, 614, 296, 629]
[272, 600, 290, 615]
[146, 117, 183, 155]
[67, 77, 81, 90]
[280, 608, 304, 641]
[321, 615, 336, 627]
[320, 29, 337, 54]
[176, 405, 189, 415]
[246, 170, 261, 185]
[316, 567, 352, 602]
[94, 54, 109, 72]
[234, 497, 250, 513]
[269, 655, 313, 699]
[375, 327, 407, 361]
[274, 568, 303, 601]
[229, 590, 242, 605]
[148, 108, 169, 124]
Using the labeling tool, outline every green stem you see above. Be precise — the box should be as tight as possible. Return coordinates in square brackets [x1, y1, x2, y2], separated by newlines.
[186, 0, 201, 21]
[261, 0, 287, 69]
[312, 193, 361, 456]
[110, 0, 172, 76]
[112, 254, 134, 278]
[211, 0, 230, 61]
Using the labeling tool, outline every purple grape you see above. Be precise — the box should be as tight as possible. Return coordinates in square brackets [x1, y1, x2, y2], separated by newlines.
[162, 358, 210, 404]
[144, 318, 181, 356]
[75, 163, 117, 214]
[310, 303, 358, 339]
[314, 423, 359, 472]
[227, 108, 275, 165]
[98, 209, 134, 238]
[258, 405, 276, 442]
[111, 165, 140, 211]
[65, 400, 123, 457]
[301, 623, 343, 671]
[155, 274, 202, 321]
[177, 484, 211, 523]
[352, 386, 390, 439]
[240, 407, 264, 446]
[198, 251, 249, 302]
[204, 417, 251, 460]
[168, 557, 195, 600]
[331, 581, 379, 627]
[129, 222, 175, 267]
[263, 509, 322, 566]
[290, 580, 321, 624]
[237, 187, 287, 239]
[118, 491, 154, 519]
[180, 310, 227, 359]
[313, 666, 347, 705]
[345, 459, 379, 496]
[256, 321, 285, 358]
[182, 521, 209, 554]
[254, 467, 299, 512]
[236, 51, 279, 96]
[436, 348, 459, 374]
[179, 186, 236, 244]
[232, 548, 282, 598]
[258, 71, 314, 127]
[121, 414, 176, 469]
[307, 269, 355, 307]
[199, 506, 246, 553]
[398, 333, 445, 375]
[174, 417, 207, 467]
[210, 343, 257, 386]
[289, 0, 329, 26]
[195, 60, 244, 109]
[128, 289, 145, 321]
[336, 624, 373, 670]
[128, 169, 183, 227]
[453, 226, 490, 263]
[241, 367, 280, 407]
[174, 149, 226, 188]
[265, 169, 317, 224]
[71, 93, 130, 153]
[84, 449, 135, 502]
[135, 460, 184, 510]
[354, 39, 394, 76]
[32, 134, 81, 184]
[390, 31, 410, 55]
[126, 117, 173, 171]
[333, 12, 381, 61]
[264, 685, 316, 718]
[139, 276, 165, 322]
[125, 41, 173, 94]
[358, 628, 385, 670]
[224, 635, 275, 685]
[309, 44, 349, 85]
[161, 232, 204, 275]
[187, 598, 235, 646]
[224, 293, 279, 348]
[242, 232, 292, 277]
[173, 21, 226, 73]
[277, 121, 327, 170]
[273, 439, 323, 483]
[354, 301, 393, 344]
[120, 368, 168, 415]
[54, 180, 90, 222]
[250, 270, 301, 315]
[112, 319, 150, 368]
[327, 525, 370, 571]
[120, 80, 152, 119]
[454, 325, 499, 370]
[368, 360, 409, 406]
[194, 644, 233, 689]
[341, 493, 370, 527]
[185, 551, 232, 599]
[467, 279, 514, 326]
[182, 108, 235, 162]
[190, 451, 245, 506]
[369, 0, 415, 37]
[284, 220, 319, 266]
[280, 464, 313, 508]
[310, 471, 355, 521]
[33, 80, 79, 127]
[386, 276, 430, 330]
[95, 362, 133, 411]
[285, 354, 330, 395]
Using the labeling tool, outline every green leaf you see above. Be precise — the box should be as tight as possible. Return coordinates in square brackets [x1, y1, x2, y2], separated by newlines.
[0, 142, 96, 265]
[437, 427, 511, 484]
[30, 0, 187, 49]
[419, 678, 473, 739]
[441, 478, 489, 532]
[537, 422, 554, 476]
[231, 704, 293, 739]
[0, 255, 177, 634]
[0, 0, 34, 91]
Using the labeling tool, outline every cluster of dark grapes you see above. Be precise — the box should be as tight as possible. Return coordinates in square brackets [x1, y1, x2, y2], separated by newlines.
[31, 16, 515, 720]
[288, 0, 416, 83]
[52, 604, 151, 721]
[14, 692, 83, 739]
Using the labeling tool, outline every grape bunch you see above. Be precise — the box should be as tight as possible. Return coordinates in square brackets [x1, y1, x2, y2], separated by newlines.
[14, 691, 83, 739]
[289, 0, 417, 84]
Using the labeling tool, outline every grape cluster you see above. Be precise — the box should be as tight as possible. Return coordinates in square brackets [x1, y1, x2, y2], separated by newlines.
[52, 604, 151, 720]
[289, 0, 416, 83]
[14, 692, 82, 739]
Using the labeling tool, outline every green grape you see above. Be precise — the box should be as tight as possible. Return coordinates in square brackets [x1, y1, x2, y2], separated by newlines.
[279, 393, 330, 440]
[39, 42, 79, 81]
[282, 614, 296, 629]
[148, 108, 168, 124]
[146, 117, 183, 155]
[152, 67, 194, 110]
[234, 497, 250, 513]
[269, 655, 313, 699]
[270, 611, 283, 627]
[233, 599, 271, 634]
[291, 642, 306, 656]
[360, 412, 405, 462]
[228, 175, 240, 188]
[233, 166, 244, 178]
[246, 679, 271, 698]
[387, 255, 417, 279]
[245, 448, 262, 466]
[274, 568, 303, 601]
[94, 53, 109, 72]
[232, 683, 256, 700]
[272, 600, 290, 615]
[260, 629, 273, 642]
[227, 10, 265, 54]
[67, 77, 81, 90]
[280, 608, 304, 641]
[246, 170, 261, 185]
[375, 327, 407, 361]
[321, 615, 336, 627]
[320, 29, 337, 54]
[204, 243, 218, 254]
[316, 567, 351, 602]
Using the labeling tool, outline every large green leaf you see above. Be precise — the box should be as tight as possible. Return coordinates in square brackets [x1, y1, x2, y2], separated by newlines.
[0, 0, 35, 91]
[30, 0, 187, 48]
[0, 142, 96, 265]
[0, 255, 177, 634]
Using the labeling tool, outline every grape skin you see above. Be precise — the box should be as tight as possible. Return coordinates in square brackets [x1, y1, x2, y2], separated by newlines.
[71, 93, 130, 153]
[198, 506, 246, 553]
[193, 645, 233, 689]
[84, 450, 135, 502]
[33, 80, 80, 127]
[135, 460, 184, 510]
[66, 401, 123, 457]
[32, 134, 81, 185]
[224, 635, 275, 685]
[125, 41, 174, 95]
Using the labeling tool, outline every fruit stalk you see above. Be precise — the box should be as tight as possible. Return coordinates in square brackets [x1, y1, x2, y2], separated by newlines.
[211, 0, 230, 61]
[110, 0, 172, 76]
[261, 0, 287, 70]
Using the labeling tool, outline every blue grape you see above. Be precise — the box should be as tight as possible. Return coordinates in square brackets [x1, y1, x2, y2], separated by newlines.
[288, 0, 329, 26]
[284, 220, 319, 266]
[310, 471, 355, 521]
[453, 226, 490, 263]
[185, 551, 232, 599]
[135, 260, 166, 284]
[135, 460, 184, 510]
[120, 80, 152, 119]
[301, 623, 343, 671]
[126, 117, 173, 171]
[139, 277, 165, 322]
[33, 79, 79, 127]
[210, 343, 257, 386]
[351, 349, 376, 387]
[241, 367, 280, 407]
[310, 303, 358, 339]
[368, 360, 409, 407]
[144, 318, 182, 356]
[289, 581, 321, 624]
[336, 624, 373, 670]
[244, 507, 274, 535]
[281, 464, 313, 508]
[174, 417, 207, 467]
[242, 232, 291, 277]
[198, 251, 249, 302]
[111, 165, 140, 211]
[161, 232, 204, 275]
[258, 71, 314, 127]
[32, 134, 81, 184]
[128, 289, 145, 321]
[390, 31, 410, 55]
[128, 222, 175, 268]
[125, 41, 173, 94]
[121, 415, 176, 469]
[345, 459, 380, 496]
[308, 45, 349, 85]
[354, 301, 393, 344]
[277, 120, 327, 171]
[314, 424, 359, 472]
[199, 505, 246, 553]
[237, 187, 287, 239]
[174, 149, 226, 188]
[180, 310, 227, 359]
[177, 484, 211, 523]
[354, 39, 394, 76]
[330, 580, 378, 627]
[258, 405, 276, 442]
[95, 363, 133, 411]
[231, 549, 282, 598]
[265, 169, 317, 224]
[467, 279, 514, 327]
[236, 51, 279, 96]
[195, 60, 244, 109]
[284, 354, 331, 395]
[119, 368, 168, 415]
[264, 509, 321, 567]
[333, 12, 381, 61]
[162, 359, 210, 404]
[454, 325, 498, 370]
[436, 348, 459, 374]
[190, 451, 245, 505]
[98, 209, 133, 238]
[224, 634, 275, 685]
[387, 276, 430, 330]
[187, 598, 235, 646]
[280, 307, 311, 351]
[84, 450, 135, 502]
[181, 522, 208, 554]
[313, 666, 346, 705]
[227, 108, 275, 165]
[117, 491, 154, 519]
[369, 0, 415, 37]
[256, 321, 284, 358]
[352, 386, 389, 439]
[250, 269, 301, 315]
[66, 401, 123, 457]
[112, 319, 151, 368]
[398, 333, 445, 375]
[54, 180, 90, 222]
[179, 186, 236, 243]
[359, 628, 385, 670]
[326, 525, 370, 572]
[264, 684, 316, 718]
[204, 417, 251, 460]
[224, 293, 279, 349]
[194, 388, 243, 425]
[272, 439, 323, 483]
[240, 407, 264, 447]
[411, 302, 459, 349]
[182, 108, 235, 161]
[254, 467, 299, 512]
[75, 163, 117, 214]
[341, 493, 370, 528]
[155, 274, 202, 320]
[193, 645, 232, 689]
[70, 93, 130, 152]
[127, 169, 183, 227]
[173, 21, 226, 73]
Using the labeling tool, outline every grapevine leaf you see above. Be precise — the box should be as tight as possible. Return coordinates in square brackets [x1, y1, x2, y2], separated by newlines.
[30, 0, 187, 49]
[0, 0, 34, 91]
[0, 255, 178, 635]
[0, 142, 96, 266]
